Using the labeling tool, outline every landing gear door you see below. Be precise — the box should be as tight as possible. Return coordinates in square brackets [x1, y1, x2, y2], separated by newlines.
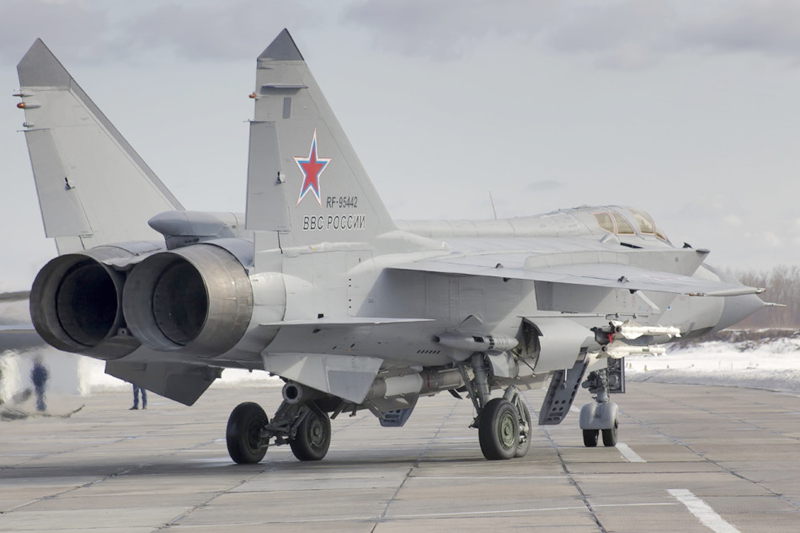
[607, 357, 626, 394]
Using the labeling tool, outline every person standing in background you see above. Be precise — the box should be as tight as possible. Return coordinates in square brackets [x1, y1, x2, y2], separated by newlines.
[31, 357, 48, 412]
[131, 383, 147, 410]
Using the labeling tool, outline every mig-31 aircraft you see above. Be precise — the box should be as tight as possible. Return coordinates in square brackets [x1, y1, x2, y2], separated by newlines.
[14, 30, 764, 463]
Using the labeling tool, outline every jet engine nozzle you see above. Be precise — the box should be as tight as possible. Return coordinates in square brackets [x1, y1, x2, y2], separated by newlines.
[122, 244, 253, 356]
[30, 248, 141, 359]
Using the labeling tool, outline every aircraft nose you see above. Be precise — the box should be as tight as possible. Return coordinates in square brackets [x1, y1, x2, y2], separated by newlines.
[714, 293, 765, 331]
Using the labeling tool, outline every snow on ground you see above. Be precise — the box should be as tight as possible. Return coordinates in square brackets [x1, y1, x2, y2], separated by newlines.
[627, 337, 800, 394]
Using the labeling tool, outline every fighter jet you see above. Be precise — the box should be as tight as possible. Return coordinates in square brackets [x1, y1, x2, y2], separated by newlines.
[14, 30, 764, 463]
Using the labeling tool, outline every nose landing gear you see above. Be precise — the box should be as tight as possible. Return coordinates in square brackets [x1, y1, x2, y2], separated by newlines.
[579, 368, 619, 448]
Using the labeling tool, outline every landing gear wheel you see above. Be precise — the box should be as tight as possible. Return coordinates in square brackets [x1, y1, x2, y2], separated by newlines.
[290, 404, 331, 461]
[602, 419, 618, 447]
[479, 398, 519, 460]
[515, 401, 532, 458]
[583, 429, 599, 448]
[226, 402, 268, 464]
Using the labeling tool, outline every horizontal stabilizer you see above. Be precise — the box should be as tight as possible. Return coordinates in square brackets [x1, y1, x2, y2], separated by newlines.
[0, 325, 43, 353]
[105, 360, 221, 406]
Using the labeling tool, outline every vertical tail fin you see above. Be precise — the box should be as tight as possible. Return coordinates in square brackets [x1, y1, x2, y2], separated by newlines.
[16, 40, 183, 254]
[245, 30, 396, 248]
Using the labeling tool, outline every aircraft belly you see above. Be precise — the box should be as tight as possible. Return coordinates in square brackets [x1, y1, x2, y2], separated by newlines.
[261, 353, 383, 403]
[264, 322, 452, 366]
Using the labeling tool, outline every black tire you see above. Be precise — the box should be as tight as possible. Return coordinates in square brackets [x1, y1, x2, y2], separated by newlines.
[602, 420, 618, 447]
[515, 401, 532, 458]
[290, 404, 331, 461]
[583, 429, 599, 448]
[479, 398, 519, 460]
[226, 402, 269, 464]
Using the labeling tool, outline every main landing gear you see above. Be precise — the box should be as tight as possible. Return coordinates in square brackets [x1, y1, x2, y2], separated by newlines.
[225, 383, 332, 465]
[461, 354, 532, 461]
[478, 394, 532, 460]
[226, 402, 269, 464]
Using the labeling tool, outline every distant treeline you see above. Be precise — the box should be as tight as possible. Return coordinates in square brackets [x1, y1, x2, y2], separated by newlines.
[728, 265, 800, 329]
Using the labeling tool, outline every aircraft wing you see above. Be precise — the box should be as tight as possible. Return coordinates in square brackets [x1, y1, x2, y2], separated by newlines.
[0, 325, 44, 352]
[0, 292, 44, 352]
[261, 317, 435, 328]
[389, 252, 761, 297]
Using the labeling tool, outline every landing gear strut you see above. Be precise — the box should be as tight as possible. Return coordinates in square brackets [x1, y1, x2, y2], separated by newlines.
[579, 368, 619, 448]
[462, 355, 532, 461]
[225, 384, 333, 464]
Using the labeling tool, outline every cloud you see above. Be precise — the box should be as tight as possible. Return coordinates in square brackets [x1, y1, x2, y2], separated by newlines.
[0, 0, 113, 65]
[125, 1, 318, 62]
[344, 0, 800, 68]
[542, 1, 677, 69]
[0, 0, 318, 66]
[7, 1, 800, 68]
[343, 0, 556, 61]
[678, 0, 800, 61]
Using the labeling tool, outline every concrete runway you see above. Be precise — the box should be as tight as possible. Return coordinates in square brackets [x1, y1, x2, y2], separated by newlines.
[2, 381, 800, 532]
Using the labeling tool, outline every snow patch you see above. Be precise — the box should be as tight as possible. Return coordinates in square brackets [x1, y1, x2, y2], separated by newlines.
[627, 336, 800, 393]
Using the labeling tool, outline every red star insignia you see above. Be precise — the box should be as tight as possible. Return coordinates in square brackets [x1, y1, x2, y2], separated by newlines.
[294, 129, 331, 206]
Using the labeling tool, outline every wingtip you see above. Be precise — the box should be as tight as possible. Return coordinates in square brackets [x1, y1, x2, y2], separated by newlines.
[258, 28, 304, 61]
[17, 38, 72, 88]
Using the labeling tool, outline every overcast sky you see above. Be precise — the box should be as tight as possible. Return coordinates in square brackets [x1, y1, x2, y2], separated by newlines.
[2, 0, 800, 291]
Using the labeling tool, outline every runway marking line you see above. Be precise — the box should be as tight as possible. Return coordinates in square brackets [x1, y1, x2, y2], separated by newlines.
[410, 475, 565, 480]
[668, 489, 740, 533]
[232, 502, 676, 524]
[617, 442, 646, 463]
[393, 502, 675, 520]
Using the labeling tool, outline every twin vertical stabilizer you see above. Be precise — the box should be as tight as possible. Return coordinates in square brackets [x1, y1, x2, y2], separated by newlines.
[16, 40, 183, 254]
[17, 31, 395, 257]
[245, 30, 397, 248]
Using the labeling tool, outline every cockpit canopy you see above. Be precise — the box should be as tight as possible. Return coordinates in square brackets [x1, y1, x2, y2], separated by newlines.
[593, 207, 669, 242]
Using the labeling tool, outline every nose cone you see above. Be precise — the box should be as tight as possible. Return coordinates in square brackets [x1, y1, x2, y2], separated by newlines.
[713, 293, 765, 332]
